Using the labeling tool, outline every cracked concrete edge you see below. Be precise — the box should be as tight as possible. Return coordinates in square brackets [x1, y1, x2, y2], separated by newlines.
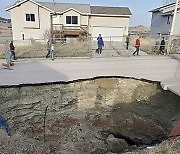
[161, 82, 180, 96]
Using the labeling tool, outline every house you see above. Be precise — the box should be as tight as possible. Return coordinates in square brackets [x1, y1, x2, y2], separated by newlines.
[150, 2, 180, 37]
[5, 0, 132, 41]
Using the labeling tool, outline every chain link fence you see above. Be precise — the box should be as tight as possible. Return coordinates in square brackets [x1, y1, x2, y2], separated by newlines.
[0, 35, 180, 59]
[0, 37, 92, 59]
[129, 34, 180, 55]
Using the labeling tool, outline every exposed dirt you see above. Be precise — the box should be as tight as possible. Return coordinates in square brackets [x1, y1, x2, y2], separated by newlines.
[0, 77, 180, 153]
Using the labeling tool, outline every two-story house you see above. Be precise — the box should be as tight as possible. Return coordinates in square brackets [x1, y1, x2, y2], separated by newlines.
[6, 0, 132, 41]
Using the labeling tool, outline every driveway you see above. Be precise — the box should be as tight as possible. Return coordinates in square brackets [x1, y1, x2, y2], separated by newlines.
[91, 41, 148, 58]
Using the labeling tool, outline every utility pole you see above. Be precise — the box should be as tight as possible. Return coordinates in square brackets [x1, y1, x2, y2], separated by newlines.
[167, 0, 179, 54]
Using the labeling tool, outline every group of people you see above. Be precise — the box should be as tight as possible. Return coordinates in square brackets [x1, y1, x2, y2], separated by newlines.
[126, 34, 166, 56]
[96, 33, 166, 56]
[9, 35, 166, 61]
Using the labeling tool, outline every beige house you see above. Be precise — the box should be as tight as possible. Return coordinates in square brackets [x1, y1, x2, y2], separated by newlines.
[6, 0, 132, 41]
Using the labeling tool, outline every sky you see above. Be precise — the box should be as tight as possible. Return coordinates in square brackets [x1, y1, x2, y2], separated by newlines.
[0, 0, 165, 27]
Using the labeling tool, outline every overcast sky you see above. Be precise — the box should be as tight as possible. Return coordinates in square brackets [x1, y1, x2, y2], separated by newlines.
[0, 0, 164, 26]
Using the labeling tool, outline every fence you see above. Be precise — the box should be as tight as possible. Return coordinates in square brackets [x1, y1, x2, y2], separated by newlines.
[0, 37, 92, 59]
[0, 35, 179, 59]
[128, 34, 180, 55]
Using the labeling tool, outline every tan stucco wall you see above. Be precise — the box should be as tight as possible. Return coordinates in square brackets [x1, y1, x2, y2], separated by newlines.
[22, 1, 40, 28]
[9, 1, 51, 40]
[53, 15, 61, 25]
[81, 15, 89, 26]
[89, 15, 130, 36]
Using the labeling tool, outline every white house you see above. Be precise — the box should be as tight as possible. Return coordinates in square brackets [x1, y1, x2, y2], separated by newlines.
[150, 2, 180, 37]
[6, 0, 132, 41]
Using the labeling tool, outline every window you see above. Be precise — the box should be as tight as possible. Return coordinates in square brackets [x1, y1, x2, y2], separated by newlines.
[66, 16, 78, 24]
[66, 16, 71, 24]
[167, 16, 170, 24]
[26, 14, 35, 22]
[31, 14, 35, 21]
[72, 16, 78, 24]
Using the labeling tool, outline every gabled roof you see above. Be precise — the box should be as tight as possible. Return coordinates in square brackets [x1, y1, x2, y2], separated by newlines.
[90, 6, 132, 16]
[149, 2, 180, 13]
[38, 2, 91, 14]
[6, 0, 131, 16]
[5, 0, 53, 12]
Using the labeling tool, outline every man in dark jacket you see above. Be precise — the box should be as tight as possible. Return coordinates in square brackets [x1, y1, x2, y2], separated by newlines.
[159, 37, 165, 55]
[10, 41, 16, 60]
[126, 34, 130, 50]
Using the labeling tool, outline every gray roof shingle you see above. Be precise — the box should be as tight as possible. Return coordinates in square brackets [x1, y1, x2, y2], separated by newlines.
[149, 2, 178, 12]
[8, 1, 132, 16]
[38, 2, 91, 14]
[90, 6, 132, 16]
[38, 2, 131, 16]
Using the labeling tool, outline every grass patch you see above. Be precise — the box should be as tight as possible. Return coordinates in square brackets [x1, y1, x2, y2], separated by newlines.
[130, 37, 161, 55]
[53, 40, 91, 57]
[0, 40, 92, 59]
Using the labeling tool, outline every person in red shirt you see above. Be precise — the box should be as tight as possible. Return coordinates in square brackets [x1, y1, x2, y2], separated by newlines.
[133, 36, 141, 56]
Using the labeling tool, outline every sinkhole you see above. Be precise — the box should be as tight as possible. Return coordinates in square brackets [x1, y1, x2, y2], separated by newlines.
[0, 77, 180, 153]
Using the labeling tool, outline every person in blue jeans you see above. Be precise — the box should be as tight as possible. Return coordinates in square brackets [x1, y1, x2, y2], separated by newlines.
[10, 41, 16, 60]
[97, 35, 104, 54]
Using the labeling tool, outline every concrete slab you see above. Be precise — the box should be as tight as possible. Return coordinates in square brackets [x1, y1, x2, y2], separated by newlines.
[167, 85, 180, 96]
[91, 41, 148, 58]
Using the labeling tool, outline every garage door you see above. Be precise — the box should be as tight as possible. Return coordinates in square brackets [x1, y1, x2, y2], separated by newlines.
[92, 26, 123, 41]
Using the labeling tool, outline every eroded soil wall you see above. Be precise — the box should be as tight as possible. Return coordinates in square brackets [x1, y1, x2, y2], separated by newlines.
[0, 77, 180, 153]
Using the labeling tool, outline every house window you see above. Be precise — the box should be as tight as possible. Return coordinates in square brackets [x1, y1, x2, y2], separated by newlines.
[26, 14, 35, 22]
[66, 16, 78, 24]
[167, 16, 170, 24]
[66, 16, 71, 24]
[72, 16, 78, 24]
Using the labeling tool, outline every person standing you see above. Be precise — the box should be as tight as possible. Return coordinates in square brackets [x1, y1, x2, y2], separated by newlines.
[97, 36, 104, 54]
[10, 41, 16, 60]
[4, 40, 11, 69]
[159, 37, 165, 55]
[126, 34, 130, 50]
[133, 36, 141, 56]
[46, 40, 51, 58]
